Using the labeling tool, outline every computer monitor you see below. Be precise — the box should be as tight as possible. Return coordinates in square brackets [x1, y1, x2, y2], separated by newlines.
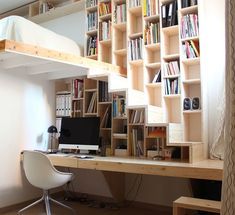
[58, 117, 100, 151]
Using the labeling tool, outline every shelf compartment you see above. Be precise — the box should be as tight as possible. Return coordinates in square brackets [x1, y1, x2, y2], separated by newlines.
[128, 7, 143, 35]
[164, 97, 181, 123]
[128, 64, 144, 91]
[182, 57, 200, 66]
[113, 26, 127, 50]
[145, 47, 161, 64]
[146, 85, 162, 106]
[99, 43, 112, 63]
[162, 28, 179, 56]
[182, 61, 200, 80]
[183, 113, 202, 142]
[183, 83, 201, 99]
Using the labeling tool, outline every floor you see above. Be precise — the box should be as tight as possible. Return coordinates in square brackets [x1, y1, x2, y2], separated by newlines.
[2, 197, 172, 215]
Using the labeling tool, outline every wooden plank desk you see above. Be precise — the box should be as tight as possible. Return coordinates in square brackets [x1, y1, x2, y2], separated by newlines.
[48, 154, 223, 202]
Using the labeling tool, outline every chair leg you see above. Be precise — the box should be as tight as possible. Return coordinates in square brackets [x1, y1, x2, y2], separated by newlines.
[43, 190, 52, 215]
[17, 196, 44, 214]
[50, 197, 76, 215]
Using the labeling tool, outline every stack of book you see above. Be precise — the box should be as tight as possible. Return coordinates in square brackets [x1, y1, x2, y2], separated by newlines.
[181, 14, 199, 39]
[129, 110, 145, 124]
[181, 0, 197, 8]
[56, 92, 71, 117]
[182, 40, 200, 58]
[87, 92, 97, 113]
[114, 3, 126, 24]
[99, 21, 112, 41]
[86, 0, 98, 8]
[143, 0, 159, 17]
[152, 69, 161, 83]
[131, 128, 144, 157]
[161, 0, 178, 28]
[72, 79, 84, 99]
[129, 0, 141, 8]
[144, 22, 160, 45]
[87, 11, 98, 31]
[99, 81, 111, 102]
[163, 61, 180, 76]
[128, 37, 143, 61]
[112, 96, 126, 117]
[99, 1, 111, 16]
[87, 36, 97, 56]
[164, 78, 180, 95]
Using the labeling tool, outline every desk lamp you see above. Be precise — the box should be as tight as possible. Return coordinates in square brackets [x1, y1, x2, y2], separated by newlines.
[47, 125, 58, 153]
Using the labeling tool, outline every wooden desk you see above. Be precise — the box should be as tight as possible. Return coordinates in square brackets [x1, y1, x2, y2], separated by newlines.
[48, 154, 223, 202]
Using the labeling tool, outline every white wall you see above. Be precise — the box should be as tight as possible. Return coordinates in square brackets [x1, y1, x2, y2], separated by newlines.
[0, 70, 55, 207]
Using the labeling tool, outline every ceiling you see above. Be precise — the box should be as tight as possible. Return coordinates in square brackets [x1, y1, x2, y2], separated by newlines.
[0, 0, 36, 14]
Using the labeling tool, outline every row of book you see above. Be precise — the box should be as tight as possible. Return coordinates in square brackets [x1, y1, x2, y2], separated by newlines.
[181, 14, 199, 39]
[56, 92, 71, 117]
[99, 81, 111, 102]
[131, 128, 144, 157]
[163, 61, 180, 76]
[87, 11, 98, 31]
[99, 1, 111, 16]
[181, 0, 197, 8]
[86, 0, 97, 8]
[112, 96, 126, 117]
[128, 37, 143, 61]
[86, 36, 97, 56]
[143, 0, 159, 17]
[39, 2, 53, 14]
[161, 0, 178, 28]
[129, 0, 141, 8]
[164, 78, 180, 95]
[152, 69, 161, 83]
[72, 79, 83, 99]
[71, 100, 83, 118]
[144, 22, 160, 45]
[99, 21, 111, 41]
[100, 106, 111, 128]
[86, 92, 97, 113]
[182, 40, 199, 58]
[129, 109, 145, 124]
[113, 3, 126, 24]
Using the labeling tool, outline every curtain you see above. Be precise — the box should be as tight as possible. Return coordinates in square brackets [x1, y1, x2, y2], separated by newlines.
[221, 0, 235, 214]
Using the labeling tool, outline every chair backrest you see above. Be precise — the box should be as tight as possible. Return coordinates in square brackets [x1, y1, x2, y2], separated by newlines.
[23, 150, 72, 190]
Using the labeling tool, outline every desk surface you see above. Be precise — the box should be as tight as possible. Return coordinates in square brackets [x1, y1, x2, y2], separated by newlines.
[48, 154, 223, 181]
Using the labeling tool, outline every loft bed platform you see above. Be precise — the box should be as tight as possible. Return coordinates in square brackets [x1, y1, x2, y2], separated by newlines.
[0, 39, 123, 80]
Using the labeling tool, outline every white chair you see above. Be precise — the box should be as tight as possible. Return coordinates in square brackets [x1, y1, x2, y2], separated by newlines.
[18, 150, 75, 215]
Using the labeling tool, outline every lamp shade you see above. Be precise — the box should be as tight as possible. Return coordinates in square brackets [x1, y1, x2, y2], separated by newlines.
[47, 125, 58, 134]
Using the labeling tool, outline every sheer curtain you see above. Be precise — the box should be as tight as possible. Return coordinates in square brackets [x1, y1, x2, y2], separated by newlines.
[221, 0, 235, 214]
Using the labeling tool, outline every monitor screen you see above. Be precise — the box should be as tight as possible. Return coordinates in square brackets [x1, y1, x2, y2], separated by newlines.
[58, 117, 100, 151]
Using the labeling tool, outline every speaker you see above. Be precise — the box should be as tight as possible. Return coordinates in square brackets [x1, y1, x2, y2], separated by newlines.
[183, 98, 191, 110]
[192, 97, 200, 110]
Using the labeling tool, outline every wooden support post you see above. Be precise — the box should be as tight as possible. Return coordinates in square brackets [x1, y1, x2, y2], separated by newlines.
[102, 171, 125, 203]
